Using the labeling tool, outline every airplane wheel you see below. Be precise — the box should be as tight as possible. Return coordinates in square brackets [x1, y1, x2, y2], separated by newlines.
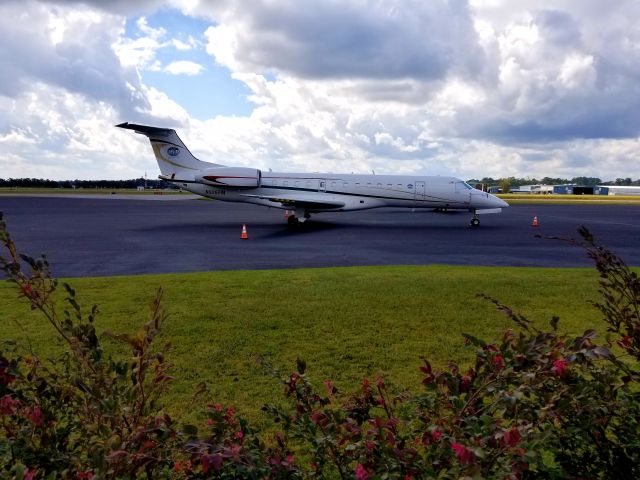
[470, 218, 480, 227]
[287, 215, 299, 227]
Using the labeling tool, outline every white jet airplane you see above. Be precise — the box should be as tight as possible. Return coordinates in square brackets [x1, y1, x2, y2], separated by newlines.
[117, 122, 508, 227]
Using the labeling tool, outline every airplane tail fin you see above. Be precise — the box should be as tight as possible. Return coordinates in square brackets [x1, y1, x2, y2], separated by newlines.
[116, 122, 223, 178]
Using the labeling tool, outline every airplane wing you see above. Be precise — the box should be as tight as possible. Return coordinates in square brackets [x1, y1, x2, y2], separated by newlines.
[240, 193, 345, 210]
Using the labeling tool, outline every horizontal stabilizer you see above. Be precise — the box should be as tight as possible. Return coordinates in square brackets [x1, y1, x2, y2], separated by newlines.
[116, 122, 173, 137]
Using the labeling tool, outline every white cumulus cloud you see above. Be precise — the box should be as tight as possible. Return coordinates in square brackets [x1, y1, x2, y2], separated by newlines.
[164, 60, 205, 76]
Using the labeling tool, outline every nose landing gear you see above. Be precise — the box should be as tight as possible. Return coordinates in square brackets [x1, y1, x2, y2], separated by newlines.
[470, 210, 480, 227]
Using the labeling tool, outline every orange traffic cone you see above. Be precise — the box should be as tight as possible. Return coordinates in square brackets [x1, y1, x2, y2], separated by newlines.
[532, 216, 539, 227]
[241, 224, 248, 239]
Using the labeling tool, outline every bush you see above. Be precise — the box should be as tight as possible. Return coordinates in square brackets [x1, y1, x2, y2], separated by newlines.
[1, 213, 639, 479]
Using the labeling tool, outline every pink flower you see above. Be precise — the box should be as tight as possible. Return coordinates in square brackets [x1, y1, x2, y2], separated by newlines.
[451, 442, 475, 464]
[20, 284, 34, 298]
[76, 471, 94, 480]
[431, 430, 442, 442]
[503, 427, 522, 447]
[228, 444, 242, 459]
[0, 394, 20, 415]
[173, 460, 190, 473]
[460, 375, 472, 392]
[362, 377, 371, 392]
[355, 464, 369, 480]
[0, 365, 16, 386]
[225, 406, 236, 422]
[201, 454, 222, 473]
[619, 336, 632, 348]
[492, 355, 505, 371]
[26, 406, 44, 427]
[552, 358, 568, 377]
[24, 469, 37, 480]
[234, 430, 244, 442]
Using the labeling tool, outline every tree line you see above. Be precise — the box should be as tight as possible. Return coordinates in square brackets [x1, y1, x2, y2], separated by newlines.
[467, 176, 640, 188]
[0, 177, 174, 189]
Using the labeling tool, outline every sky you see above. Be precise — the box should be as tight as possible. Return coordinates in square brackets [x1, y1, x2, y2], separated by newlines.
[1, 0, 639, 181]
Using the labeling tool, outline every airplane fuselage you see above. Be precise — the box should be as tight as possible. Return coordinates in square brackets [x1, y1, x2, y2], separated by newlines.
[177, 172, 500, 213]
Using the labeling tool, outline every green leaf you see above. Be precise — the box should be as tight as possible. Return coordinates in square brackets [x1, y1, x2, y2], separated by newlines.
[462, 333, 486, 347]
[182, 424, 198, 436]
[296, 357, 307, 375]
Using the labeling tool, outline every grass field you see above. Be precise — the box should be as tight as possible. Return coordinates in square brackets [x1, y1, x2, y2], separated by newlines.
[0, 265, 609, 424]
[499, 193, 640, 204]
[2, 187, 640, 204]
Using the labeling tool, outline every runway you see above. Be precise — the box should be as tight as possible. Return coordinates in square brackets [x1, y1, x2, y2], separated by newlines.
[1, 196, 639, 277]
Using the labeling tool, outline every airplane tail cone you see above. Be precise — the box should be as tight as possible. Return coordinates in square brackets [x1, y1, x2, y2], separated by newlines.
[532, 216, 539, 227]
[241, 224, 248, 240]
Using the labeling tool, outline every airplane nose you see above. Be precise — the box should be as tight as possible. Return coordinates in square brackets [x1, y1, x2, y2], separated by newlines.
[494, 196, 509, 208]
[471, 191, 509, 208]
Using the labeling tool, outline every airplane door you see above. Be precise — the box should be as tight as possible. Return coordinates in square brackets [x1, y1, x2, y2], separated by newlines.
[454, 181, 471, 204]
[415, 181, 425, 204]
[318, 179, 327, 192]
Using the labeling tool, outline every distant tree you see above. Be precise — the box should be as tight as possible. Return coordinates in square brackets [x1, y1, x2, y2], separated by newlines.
[480, 177, 497, 186]
[614, 177, 633, 186]
[499, 178, 511, 193]
[540, 177, 569, 185]
[572, 177, 602, 185]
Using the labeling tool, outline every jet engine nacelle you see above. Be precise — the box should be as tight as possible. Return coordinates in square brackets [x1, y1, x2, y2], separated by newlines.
[198, 167, 261, 188]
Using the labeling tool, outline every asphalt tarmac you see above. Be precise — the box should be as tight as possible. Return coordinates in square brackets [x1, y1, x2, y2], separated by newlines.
[1, 195, 639, 277]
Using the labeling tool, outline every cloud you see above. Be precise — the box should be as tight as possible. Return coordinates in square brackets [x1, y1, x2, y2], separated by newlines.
[204, 0, 483, 81]
[0, 1, 197, 179]
[197, 0, 640, 146]
[172, 36, 198, 50]
[1, 0, 639, 181]
[0, 1, 151, 119]
[164, 60, 205, 76]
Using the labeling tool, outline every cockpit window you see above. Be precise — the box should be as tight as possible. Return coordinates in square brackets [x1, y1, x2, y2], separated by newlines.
[455, 181, 473, 191]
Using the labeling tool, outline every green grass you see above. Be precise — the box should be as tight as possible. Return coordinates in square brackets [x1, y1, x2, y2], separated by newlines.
[0, 265, 607, 424]
[0, 187, 187, 195]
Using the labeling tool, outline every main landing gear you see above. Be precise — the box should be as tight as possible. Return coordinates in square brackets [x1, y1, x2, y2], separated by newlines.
[287, 208, 311, 227]
[287, 215, 300, 226]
